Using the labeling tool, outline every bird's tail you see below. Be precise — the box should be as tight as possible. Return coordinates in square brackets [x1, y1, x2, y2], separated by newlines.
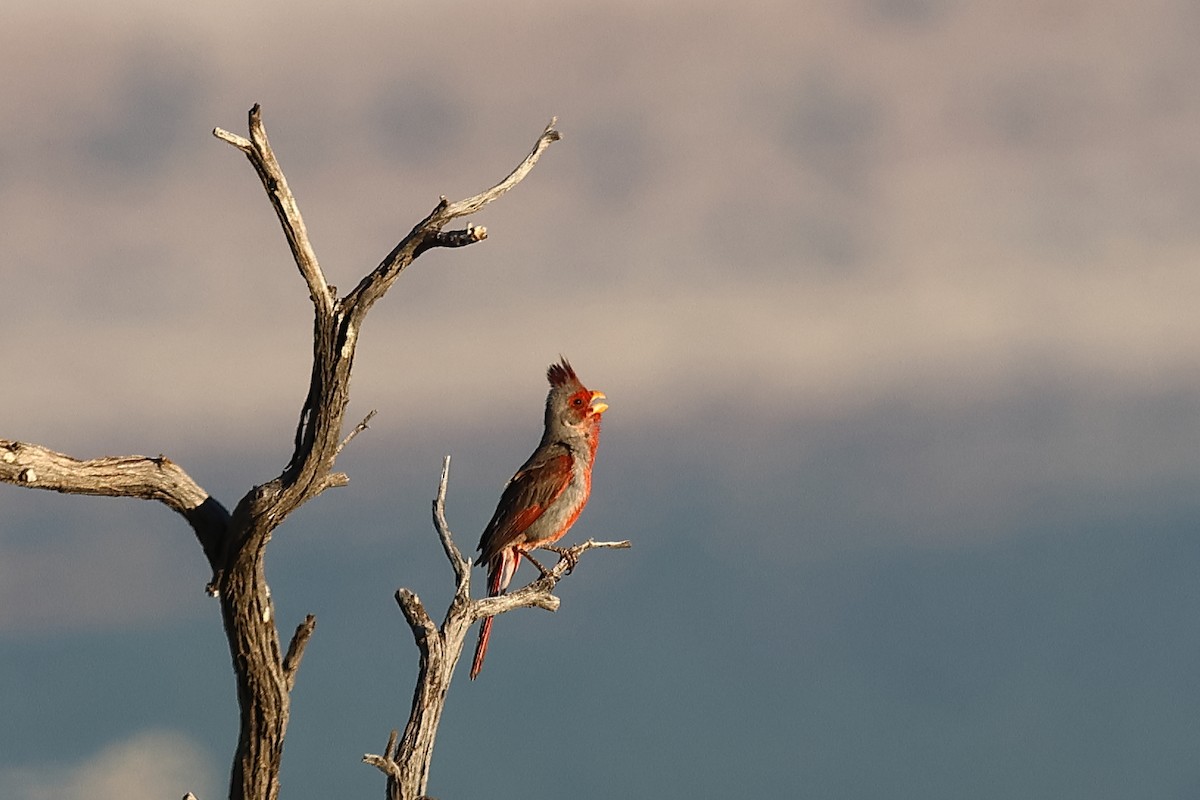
[470, 551, 515, 680]
[470, 615, 494, 680]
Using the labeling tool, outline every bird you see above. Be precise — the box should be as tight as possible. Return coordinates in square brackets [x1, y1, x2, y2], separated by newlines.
[470, 357, 608, 680]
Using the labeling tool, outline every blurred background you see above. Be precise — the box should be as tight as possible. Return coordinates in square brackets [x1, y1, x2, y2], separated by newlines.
[3, 1, 1200, 798]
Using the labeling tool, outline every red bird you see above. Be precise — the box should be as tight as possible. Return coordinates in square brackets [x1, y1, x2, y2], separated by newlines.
[470, 357, 608, 680]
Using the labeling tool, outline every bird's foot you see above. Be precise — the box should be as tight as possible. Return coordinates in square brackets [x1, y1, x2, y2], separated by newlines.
[520, 550, 554, 579]
[541, 544, 578, 574]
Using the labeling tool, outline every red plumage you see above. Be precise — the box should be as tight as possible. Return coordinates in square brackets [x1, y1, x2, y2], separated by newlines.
[470, 357, 608, 680]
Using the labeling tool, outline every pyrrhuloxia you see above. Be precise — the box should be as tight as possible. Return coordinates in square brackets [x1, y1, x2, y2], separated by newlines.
[470, 357, 608, 680]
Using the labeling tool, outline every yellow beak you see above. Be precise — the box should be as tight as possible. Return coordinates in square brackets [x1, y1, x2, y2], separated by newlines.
[589, 391, 609, 415]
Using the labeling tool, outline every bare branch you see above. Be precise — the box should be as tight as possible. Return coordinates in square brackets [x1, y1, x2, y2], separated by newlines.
[442, 118, 561, 218]
[346, 119, 561, 313]
[323, 472, 350, 490]
[336, 409, 378, 456]
[363, 729, 404, 800]
[395, 588, 439, 643]
[218, 113, 562, 537]
[0, 439, 230, 568]
[475, 538, 630, 616]
[362, 729, 403, 780]
[479, 589, 561, 615]
[432, 455, 470, 586]
[282, 614, 317, 691]
[211, 126, 251, 151]
[385, 728, 399, 760]
[214, 104, 332, 314]
[0, 439, 210, 511]
[411, 223, 488, 259]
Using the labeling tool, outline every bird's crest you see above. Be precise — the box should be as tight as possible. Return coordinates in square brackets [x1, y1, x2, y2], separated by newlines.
[547, 357, 578, 388]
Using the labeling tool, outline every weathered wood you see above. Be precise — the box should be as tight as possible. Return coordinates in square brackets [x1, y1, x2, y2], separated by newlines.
[0, 440, 230, 569]
[2, 106, 563, 800]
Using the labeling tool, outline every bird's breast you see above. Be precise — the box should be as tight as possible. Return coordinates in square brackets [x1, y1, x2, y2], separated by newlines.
[518, 460, 592, 548]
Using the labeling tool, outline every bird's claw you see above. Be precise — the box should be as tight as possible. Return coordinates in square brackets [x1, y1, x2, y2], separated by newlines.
[542, 544, 579, 574]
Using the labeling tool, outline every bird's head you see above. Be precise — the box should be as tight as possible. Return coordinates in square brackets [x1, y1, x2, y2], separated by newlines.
[545, 357, 607, 436]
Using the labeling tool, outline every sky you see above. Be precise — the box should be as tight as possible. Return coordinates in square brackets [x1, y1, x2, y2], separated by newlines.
[3, 0, 1200, 798]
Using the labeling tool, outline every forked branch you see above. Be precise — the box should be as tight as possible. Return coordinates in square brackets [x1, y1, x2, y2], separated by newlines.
[346, 118, 561, 314]
[363, 456, 629, 800]
[210, 109, 561, 531]
[205, 107, 561, 800]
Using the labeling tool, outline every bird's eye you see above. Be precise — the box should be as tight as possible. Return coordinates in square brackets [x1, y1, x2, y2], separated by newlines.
[572, 397, 584, 406]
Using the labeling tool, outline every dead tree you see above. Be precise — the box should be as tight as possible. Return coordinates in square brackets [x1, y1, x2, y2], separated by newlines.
[0, 105, 624, 800]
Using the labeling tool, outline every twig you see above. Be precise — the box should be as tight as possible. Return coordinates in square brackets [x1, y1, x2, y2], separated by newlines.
[432, 455, 470, 586]
[395, 588, 438, 643]
[470, 539, 632, 620]
[215, 104, 332, 314]
[282, 615, 317, 691]
[412, 224, 487, 258]
[336, 409, 378, 456]
[443, 119, 561, 218]
[346, 119, 561, 312]
[362, 728, 404, 782]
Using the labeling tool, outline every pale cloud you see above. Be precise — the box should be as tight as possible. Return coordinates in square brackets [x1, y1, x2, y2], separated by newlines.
[3, 0, 1198, 449]
[1, 0, 1198, 528]
[0, 730, 216, 800]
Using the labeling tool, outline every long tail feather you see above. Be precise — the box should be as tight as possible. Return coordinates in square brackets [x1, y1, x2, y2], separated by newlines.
[470, 615, 493, 680]
[470, 550, 514, 680]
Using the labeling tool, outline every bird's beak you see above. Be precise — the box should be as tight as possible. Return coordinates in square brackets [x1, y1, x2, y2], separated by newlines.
[589, 391, 609, 415]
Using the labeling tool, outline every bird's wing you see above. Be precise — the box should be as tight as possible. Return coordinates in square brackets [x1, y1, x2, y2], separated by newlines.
[477, 449, 574, 563]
